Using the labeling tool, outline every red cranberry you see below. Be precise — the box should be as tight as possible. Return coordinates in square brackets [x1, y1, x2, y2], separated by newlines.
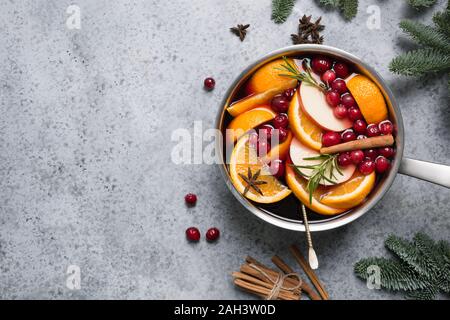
[271, 95, 289, 113]
[311, 56, 332, 74]
[185, 193, 197, 205]
[204, 77, 215, 91]
[283, 88, 296, 101]
[321, 70, 336, 85]
[333, 104, 348, 119]
[270, 159, 285, 179]
[348, 107, 363, 121]
[273, 114, 289, 129]
[379, 147, 395, 159]
[342, 129, 356, 142]
[358, 159, 375, 175]
[341, 94, 357, 108]
[338, 153, 352, 167]
[257, 140, 271, 156]
[326, 90, 341, 107]
[330, 79, 347, 94]
[276, 128, 289, 143]
[259, 124, 273, 140]
[366, 124, 381, 137]
[353, 119, 367, 134]
[379, 120, 393, 135]
[350, 150, 365, 164]
[334, 62, 350, 78]
[322, 131, 341, 147]
[248, 132, 259, 148]
[364, 149, 379, 161]
[375, 156, 390, 173]
[206, 227, 220, 242]
[186, 227, 201, 242]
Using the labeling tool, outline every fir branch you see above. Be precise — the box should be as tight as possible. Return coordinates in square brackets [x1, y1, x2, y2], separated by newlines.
[340, 0, 358, 20]
[407, 0, 437, 10]
[406, 286, 439, 300]
[389, 48, 450, 76]
[400, 20, 450, 53]
[272, 0, 296, 24]
[433, 4, 450, 37]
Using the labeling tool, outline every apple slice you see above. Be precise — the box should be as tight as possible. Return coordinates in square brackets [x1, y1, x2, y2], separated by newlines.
[289, 137, 355, 186]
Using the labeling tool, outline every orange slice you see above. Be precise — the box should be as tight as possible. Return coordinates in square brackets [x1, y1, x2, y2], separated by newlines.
[229, 135, 291, 204]
[288, 89, 323, 151]
[285, 162, 346, 216]
[320, 171, 376, 209]
[263, 130, 293, 163]
[346, 74, 388, 124]
[227, 106, 276, 142]
[246, 58, 297, 95]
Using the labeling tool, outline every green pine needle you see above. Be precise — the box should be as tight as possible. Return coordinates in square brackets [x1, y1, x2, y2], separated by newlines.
[400, 20, 450, 53]
[433, 4, 450, 37]
[407, 0, 437, 10]
[272, 0, 296, 24]
[318, 0, 358, 20]
[389, 48, 450, 76]
[406, 286, 439, 300]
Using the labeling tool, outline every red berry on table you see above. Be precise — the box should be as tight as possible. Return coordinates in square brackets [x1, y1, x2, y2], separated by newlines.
[283, 88, 296, 101]
[276, 127, 289, 143]
[269, 159, 286, 179]
[379, 147, 395, 158]
[330, 79, 347, 94]
[186, 227, 201, 242]
[206, 227, 220, 242]
[364, 149, 379, 161]
[341, 93, 357, 108]
[379, 120, 393, 135]
[321, 70, 336, 85]
[273, 113, 289, 129]
[322, 131, 341, 147]
[366, 123, 381, 137]
[185, 193, 197, 205]
[311, 56, 332, 74]
[358, 159, 376, 175]
[338, 153, 352, 167]
[326, 90, 341, 107]
[334, 62, 350, 78]
[353, 119, 367, 134]
[342, 129, 356, 142]
[347, 107, 363, 121]
[259, 124, 273, 140]
[271, 95, 289, 113]
[375, 156, 390, 173]
[257, 140, 271, 156]
[204, 77, 215, 91]
[350, 150, 365, 165]
[333, 104, 348, 119]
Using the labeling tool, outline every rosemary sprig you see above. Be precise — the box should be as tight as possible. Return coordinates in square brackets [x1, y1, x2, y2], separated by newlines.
[290, 154, 342, 204]
[277, 56, 327, 92]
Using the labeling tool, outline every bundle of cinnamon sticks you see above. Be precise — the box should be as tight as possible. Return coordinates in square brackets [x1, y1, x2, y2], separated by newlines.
[232, 245, 329, 300]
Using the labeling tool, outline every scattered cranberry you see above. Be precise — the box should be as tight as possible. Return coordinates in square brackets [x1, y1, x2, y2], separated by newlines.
[379, 147, 395, 158]
[283, 88, 296, 101]
[270, 159, 285, 178]
[379, 120, 393, 135]
[331, 79, 347, 94]
[341, 94, 357, 108]
[333, 104, 348, 119]
[186, 227, 201, 242]
[326, 90, 341, 107]
[342, 129, 356, 142]
[185, 193, 197, 205]
[366, 124, 381, 137]
[350, 150, 365, 165]
[273, 114, 289, 129]
[334, 62, 350, 78]
[322, 131, 341, 147]
[338, 153, 352, 167]
[364, 149, 379, 161]
[271, 95, 289, 113]
[204, 77, 215, 91]
[353, 119, 367, 134]
[259, 124, 273, 140]
[257, 140, 271, 156]
[206, 227, 220, 242]
[375, 156, 390, 173]
[348, 107, 363, 121]
[277, 128, 289, 143]
[311, 56, 332, 74]
[322, 70, 336, 85]
[358, 159, 376, 175]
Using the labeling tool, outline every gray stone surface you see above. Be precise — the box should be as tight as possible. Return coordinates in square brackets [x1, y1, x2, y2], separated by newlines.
[0, 0, 449, 300]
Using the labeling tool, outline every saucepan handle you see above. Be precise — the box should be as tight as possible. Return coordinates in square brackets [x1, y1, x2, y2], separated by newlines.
[399, 157, 450, 188]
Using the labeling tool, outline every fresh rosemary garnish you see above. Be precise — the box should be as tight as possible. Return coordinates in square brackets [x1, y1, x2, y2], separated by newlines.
[277, 56, 328, 92]
[290, 154, 343, 204]
[238, 167, 267, 196]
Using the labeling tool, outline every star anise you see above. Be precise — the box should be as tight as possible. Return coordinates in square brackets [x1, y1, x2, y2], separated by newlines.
[238, 167, 267, 196]
[291, 15, 324, 45]
[230, 24, 250, 41]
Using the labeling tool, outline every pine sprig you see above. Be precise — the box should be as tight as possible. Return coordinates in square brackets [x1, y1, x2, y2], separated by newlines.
[318, 0, 358, 20]
[390, 48, 450, 76]
[272, 0, 296, 24]
[400, 20, 450, 53]
[407, 0, 437, 10]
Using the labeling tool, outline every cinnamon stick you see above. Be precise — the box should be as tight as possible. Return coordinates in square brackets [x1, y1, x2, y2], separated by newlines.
[289, 245, 329, 300]
[320, 134, 394, 155]
[234, 279, 300, 300]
